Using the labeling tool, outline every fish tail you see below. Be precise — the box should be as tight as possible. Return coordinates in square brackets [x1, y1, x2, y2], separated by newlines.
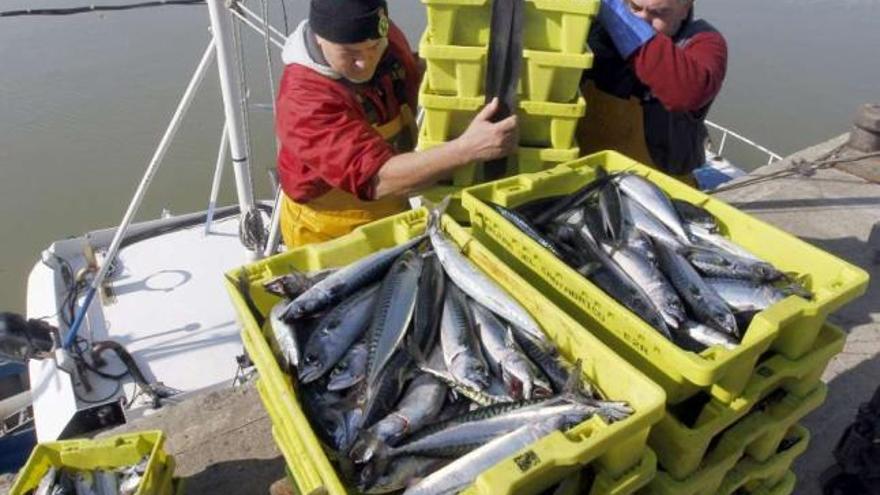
[423, 195, 451, 234]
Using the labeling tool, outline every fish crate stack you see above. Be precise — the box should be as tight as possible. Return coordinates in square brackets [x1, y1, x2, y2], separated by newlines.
[9, 431, 177, 495]
[417, 0, 598, 216]
[459, 151, 870, 495]
[226, 208, 666, 495]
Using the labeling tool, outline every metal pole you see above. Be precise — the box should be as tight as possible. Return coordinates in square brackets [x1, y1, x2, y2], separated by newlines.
[62, 41, 217, 349]
[205, 121, 229, 235]
[264, 187, 284, 257]
[206, 0, 259, 260]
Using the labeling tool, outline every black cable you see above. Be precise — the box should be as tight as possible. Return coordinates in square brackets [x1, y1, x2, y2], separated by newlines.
[1, 0, 204, 18]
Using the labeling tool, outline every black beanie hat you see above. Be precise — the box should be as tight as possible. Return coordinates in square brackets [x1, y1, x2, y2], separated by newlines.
[310, 0, 390, 44]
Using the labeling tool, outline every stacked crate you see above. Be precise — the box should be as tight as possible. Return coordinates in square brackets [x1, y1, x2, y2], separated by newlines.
[459, 151, 870, 495]
[417, 0, 598, 215]
[228, 208, 666, 495]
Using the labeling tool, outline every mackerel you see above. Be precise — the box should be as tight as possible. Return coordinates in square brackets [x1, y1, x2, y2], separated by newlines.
[402, 415, 571, 495]
[365, 250, 423, 386]
[298, 285, 379, 384]
[706, 278, 788, 313]
[656, 243, 740, 338]
[281, 235, 425, 320]
[327, 341, 368, 391]
[470, 300, 552, 400]
[427, 204, 552, 348]
[440, 284, 490, 391]
[615, 173, 692, 244]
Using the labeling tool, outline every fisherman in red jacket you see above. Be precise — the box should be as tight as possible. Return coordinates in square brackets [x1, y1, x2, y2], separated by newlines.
[275, 0, 517, 248]
[578, 0, 728, 184]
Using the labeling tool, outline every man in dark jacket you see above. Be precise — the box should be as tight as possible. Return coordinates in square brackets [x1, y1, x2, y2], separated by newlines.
[578, 0, 728, 184]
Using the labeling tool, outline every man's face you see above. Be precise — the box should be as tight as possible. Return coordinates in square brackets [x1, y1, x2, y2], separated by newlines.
[628, 0, 693, 36]
[316, 36, 388, 84]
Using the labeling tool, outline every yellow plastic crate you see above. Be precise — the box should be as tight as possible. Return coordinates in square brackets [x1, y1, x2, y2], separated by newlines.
[226, 209, 665, 495]
[649, 324, 843, 480]
[420, 33, 593, 102]
[420, 81, 586, 149]
[422, 0, 599, 53]
[417, 125, 580, 188]
[10, 431, 173, 495]
[643, 405, 814, 495]
[749, 471, 796, 495]
[718, 426, 809, 495]
[461, 150, 869, 404]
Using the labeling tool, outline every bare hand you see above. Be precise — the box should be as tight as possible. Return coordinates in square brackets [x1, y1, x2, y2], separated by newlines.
[456, 98, 518, 163]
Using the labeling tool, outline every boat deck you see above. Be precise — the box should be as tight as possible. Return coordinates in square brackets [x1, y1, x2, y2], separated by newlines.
[26, 212, 252, 441]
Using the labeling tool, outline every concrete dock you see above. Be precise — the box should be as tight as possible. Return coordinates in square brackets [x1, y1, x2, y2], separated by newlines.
[714, 134, 879, 494]
[2, 135, 876, 495]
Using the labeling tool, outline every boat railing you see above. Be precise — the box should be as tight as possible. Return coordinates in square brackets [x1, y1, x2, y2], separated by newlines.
[705, 120, 784, 166]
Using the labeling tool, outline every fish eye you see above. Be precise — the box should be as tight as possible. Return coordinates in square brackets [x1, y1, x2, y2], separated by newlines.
[305, 353, 319, 364]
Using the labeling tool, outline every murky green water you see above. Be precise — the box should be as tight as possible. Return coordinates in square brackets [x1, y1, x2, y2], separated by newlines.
[1, 0, 877, 313]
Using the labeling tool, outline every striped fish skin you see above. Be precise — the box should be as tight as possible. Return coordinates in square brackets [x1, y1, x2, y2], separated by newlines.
[365, 249, 423, 387]
[282, 235, 425, 320]
[298, 285, 379, 384]
[656, 243, 740, 338]
[707, 278, 787, 313]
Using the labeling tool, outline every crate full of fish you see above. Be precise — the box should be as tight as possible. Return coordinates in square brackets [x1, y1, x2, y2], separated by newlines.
[421, 0, 599, 53]
[226, 207, 665, 495]
[649, 323, 842, 480]
[10, 431, 174, 495]
[461, 150, 869, 404]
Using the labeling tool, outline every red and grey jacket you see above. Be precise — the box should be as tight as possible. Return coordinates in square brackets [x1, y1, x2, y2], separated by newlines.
[275, 20, 421, 203]
[586, 12, 728, 174]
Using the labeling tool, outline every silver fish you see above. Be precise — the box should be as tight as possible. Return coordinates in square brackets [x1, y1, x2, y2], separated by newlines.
[620, 195, 687, 252]
[35, 467, 57, 495]
[415, 364, 512, 407]
[706, 278, 787, 313]
[366, 249, 423, 386]
[388, 401, 593, 460]
[470, 301, 552, 400]
[269, 302, 301, 371]
[298, 285, 379, 384]
[73, 471, 97, 495]
[615, 173, 691, 244]
[656, 243, 740, 338]
[352, 349, 449, 464]
[677, 320, 738, 350]
[566, 220, 673, 338]
[282, 235, 425, 320]
[604, 237, 686, 330]
[441, 285, 490, 392]
[427, 204, 552, 349]
[327, 342, 368, 391]
[94, 470, 118, 495]
[687, 248, 783, 283]
[402, 415, 571, 495]
[687, 224, 762, 262]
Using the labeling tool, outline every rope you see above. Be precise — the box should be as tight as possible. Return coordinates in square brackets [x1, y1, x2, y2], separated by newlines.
[258, 0, 279, 120]
[278, 0, 289, 36]
[710, 147, 880, 195]
[1, 0, 203, 17]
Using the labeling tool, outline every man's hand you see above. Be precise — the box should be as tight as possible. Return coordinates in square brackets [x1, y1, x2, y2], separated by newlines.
[455, 97, 519, 163]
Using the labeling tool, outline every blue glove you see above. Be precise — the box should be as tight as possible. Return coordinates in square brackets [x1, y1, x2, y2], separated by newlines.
[597, 0, 656, 59]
